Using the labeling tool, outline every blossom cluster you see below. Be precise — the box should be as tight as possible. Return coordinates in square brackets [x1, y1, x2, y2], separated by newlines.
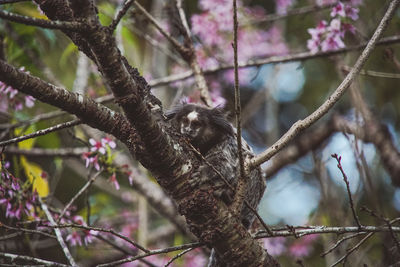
[187, 0, 288, 91]
[82, 137, 136, 190]
[82, 137, 116, 169]
[263, 234, 319, 258]
[307, 1, 363, 53]
[0, 161, 98, 247]
[0, 161, 40, 220]
[0, 67, 35, 112]
[64, 215, 98, 247]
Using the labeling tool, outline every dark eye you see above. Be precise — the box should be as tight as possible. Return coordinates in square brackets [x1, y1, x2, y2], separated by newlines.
[182, 118, 189, 124]
[192, 121, 200, 128]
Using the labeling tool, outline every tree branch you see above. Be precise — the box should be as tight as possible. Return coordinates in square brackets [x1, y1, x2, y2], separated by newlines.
[0, 9, 87, 31]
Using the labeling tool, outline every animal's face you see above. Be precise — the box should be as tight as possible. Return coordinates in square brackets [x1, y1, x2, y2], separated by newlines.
[179, 110, 205, 140]
[167, 103, 233, 153]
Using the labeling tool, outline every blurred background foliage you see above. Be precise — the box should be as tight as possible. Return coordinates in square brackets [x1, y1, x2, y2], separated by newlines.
[1, 0, 400, 266]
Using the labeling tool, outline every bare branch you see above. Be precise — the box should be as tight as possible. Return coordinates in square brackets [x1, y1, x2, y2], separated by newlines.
[231, 0, 247, 217]
[149, 35, 400, 88]
[39, 199, 77, 267]
[57, 171, 102, 222]
[251, 2, 337, 24]
[249, 0, 400, 169]
[0, 252, 71, 267]
[341, 65, 400, 79]
[256, 225, 400, 238]
[331, 154, 362, 228]
[0, 60, 137, 148]
[329, 233, 373, 267]
[0, 119, 81, 147]
[174, 0, 212, 106]
[321, 232, 367, 257]
[45, 223, 150, 254]
[109, 0, 135, 31]
[96, 242, 203, 267]
[0, 9, 87, 31]
[3, 146, 87, 157]
[164, 247, 196, 267]
[133, 2, 186, 56]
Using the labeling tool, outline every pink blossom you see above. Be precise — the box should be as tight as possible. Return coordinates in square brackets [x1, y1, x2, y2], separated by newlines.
[89, 138, 106, 154]
[4, 86, 18, 99]
[184, 249, 207, 267]
[262, 237, 286, 256]
[82, 153, 100, 171]
[82, 152, 92, 168]
[14, 101, 23, 111]
[289, 234, 318, 258]
[191, 14, 222, 46]
[199, 0, 230, 11]
[83, 230, 98, 245]
[342, 23, 356, 34]
[109, 173, 120, 190]
[329, 18, 343, 37]
[101, 137, 116, 149]
[25, 95, 35, 108]
[307, 38, 320, 54]
[345, 5, 359, 20]
[73, 215, 86, 225]
[91, 156, 100, 171]
[307, 20, 328, 40]
[321, 33, 345, 51]
[330, 2, 346, 17]
[127, 171, 134, 186]
[66, 231, 83, 246]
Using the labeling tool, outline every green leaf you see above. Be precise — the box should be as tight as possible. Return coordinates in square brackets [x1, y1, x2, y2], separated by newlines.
[60, 42, 78, 68]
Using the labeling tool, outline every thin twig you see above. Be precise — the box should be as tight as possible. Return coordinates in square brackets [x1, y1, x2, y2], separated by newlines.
[0, 223, 57, 239]
[0, 119, 81, 147]
[0, 94, 113, 130]
[231, 0, 247, 217]
[133, 2, 186, 55]
[39, 198, 77, 267]
[164, 247, 196, 267]
[96, 242, 203, 267]
[4, 146, 87, 157]
[251, 2, 337, 24]
[329, 232, 374, 267]
[149, 34, 400, 89]
[341, 65, 400, 78]
[249, 0, 400, 169]
[109, 0, 135, 31]
[361, 206, 400, 251]
[321, 232, 366, 257]
[256, 225, 400, 239]
[0, 252, 71, 267]
[44, 223, 150, 253]
[57, 171, 102, 223]
[174, 0, 212, 106]
[0, 9, 87, 31]
[331, 153, 362, 228]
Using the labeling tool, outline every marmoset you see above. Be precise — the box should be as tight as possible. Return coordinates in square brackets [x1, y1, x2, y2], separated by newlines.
[167, 103, 266, 229]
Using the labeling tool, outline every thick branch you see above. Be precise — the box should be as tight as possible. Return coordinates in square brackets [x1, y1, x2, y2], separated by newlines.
[0, 60, 137, 148]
